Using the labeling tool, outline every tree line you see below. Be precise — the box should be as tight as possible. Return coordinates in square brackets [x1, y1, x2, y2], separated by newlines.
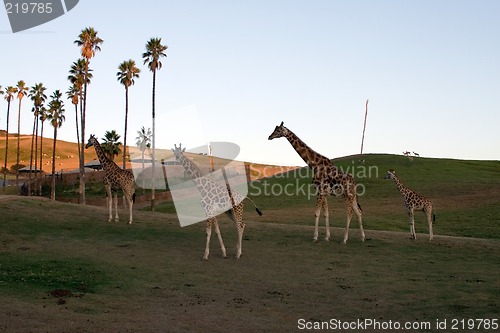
[1, 26, 167, 209]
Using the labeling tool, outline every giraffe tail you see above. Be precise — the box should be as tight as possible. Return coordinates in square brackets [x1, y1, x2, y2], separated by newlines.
[132, 192, 136, 203]
[244, 197, 263, 216]
[433, 213, 436, 222]
[356, 195, 362, 212]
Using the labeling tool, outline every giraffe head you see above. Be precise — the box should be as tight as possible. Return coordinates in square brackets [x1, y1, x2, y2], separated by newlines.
[85, 134, 98, 149]
[171, 143, 186, 159]
[268, 121, 288, 140]
[384, 169, 397, 180]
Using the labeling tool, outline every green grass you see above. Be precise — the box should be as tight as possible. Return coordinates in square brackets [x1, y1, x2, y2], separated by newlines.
[154, 154, 500, 239]
[163, 154, 498, 239]
[0, 197, 499, 332]
[0, 154, 499, 331]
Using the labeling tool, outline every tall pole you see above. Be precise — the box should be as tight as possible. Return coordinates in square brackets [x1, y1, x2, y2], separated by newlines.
[360, 99, 369, 155]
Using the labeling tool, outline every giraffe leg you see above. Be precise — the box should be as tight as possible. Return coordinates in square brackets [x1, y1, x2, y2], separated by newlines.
[113, 192, 119, 222]
[127, 195, 133, 224]
[313, 195, 325, 242]
[236, 220, 245, 259]
[342, 200, 353, 244]
[106, 184, 112, 222]
[408, 209, 416, 239]
[203, 219, 214, 261]
[323, 198, 330, 241]
[353, 199, 365, 242]
[212, 219, 227, 258]
[426, 207, 433, 241]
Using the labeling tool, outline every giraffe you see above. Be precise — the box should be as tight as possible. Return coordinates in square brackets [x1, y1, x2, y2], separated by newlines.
[268, 122, 364, 243]
[172, 144, 262, 260]
[384, 169, 434, 240]
[85, 135, 136, 224]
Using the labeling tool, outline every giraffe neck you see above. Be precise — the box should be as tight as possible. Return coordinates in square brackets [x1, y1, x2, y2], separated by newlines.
[92, 139, 114, 170]
[176, 152, 204, 179]
[391, 175, 408, 195]
[284, 128, 330, 168]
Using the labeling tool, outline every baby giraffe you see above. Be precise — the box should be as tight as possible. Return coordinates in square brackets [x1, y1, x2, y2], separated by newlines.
[384, 169, 434, 240]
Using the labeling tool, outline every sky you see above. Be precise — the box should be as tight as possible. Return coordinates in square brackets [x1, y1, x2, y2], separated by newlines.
[1, 0, 499, 166]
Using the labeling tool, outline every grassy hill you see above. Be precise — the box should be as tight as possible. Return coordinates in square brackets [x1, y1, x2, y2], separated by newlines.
[0, 133, 99, 173]
[156, 153, 500, 239]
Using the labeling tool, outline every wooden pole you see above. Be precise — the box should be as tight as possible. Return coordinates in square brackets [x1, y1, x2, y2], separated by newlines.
[360, 99, 369, 155]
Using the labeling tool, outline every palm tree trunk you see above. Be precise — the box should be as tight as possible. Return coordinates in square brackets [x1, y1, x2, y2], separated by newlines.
[34, 117, 39, 195]
[123, 86, 129, 170]
[39, 122, 44, 195]
[28, 114, 36, 196]
[75, 103, 80, 162]
[79, 65, 88, 205]
[51, 127, 58, 201]
[2, 102, 10, 193]
[16, 100, 22, 188]
[151, 69, 156, 211]
[141, 150, 145, 194]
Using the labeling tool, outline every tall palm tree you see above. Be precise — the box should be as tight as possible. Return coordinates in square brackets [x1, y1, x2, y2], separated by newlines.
[100, 130, 122, 161]
[117, 59, 140, 170]
[47, 90, 65, 201]
[74, 27, 103, 205]
[142, 37, 167, 211]
[28, 83, 47, 195]
[135, 126, 151, 192]
[68, 59, 92, 135]
[3, 86, 16, 192]
[15, 80, 28, 188]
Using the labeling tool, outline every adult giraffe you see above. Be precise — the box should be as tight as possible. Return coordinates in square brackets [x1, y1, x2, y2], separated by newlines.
[86, 135, 136, 224]
[268, 122, 365, 243]
[172, 144, 262, 259]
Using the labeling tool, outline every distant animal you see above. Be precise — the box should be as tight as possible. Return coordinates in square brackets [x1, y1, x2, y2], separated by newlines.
[268, 121, 365, 243]
[86, 135, 136, 224]
[403, 151, 411, 157]
[413, 151, 420, 157]
[384, 169, 434, 240]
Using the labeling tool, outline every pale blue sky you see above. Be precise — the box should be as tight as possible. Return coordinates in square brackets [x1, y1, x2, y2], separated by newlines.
[1, 0, 499, 166]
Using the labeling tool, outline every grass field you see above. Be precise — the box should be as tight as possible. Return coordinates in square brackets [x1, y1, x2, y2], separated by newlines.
[0, 154, 499, 332]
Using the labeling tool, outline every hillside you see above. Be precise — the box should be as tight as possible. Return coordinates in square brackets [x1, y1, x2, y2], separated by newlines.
[0, 133, 298, 178]
[0, 133, 99, 173]
[156, 153, 500, 239]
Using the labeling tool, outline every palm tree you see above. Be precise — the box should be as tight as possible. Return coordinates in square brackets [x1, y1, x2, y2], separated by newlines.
[142, 37, 167, 211]
[15, 80, 28, 188]
[28, 83, 47, 195]
[3, 86, 16, 192]
[74, 27, 103, 205]
[47, 90, 65, 201]
[68, 59, 93, 152]
[100, 130, 122, 161]
[117, 59, 141, 170]
[135, 126, 151, 192]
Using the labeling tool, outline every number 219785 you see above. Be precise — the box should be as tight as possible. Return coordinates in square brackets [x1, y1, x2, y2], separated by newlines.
[5, 2, 53, 14]
[451, 318, 498, 330]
